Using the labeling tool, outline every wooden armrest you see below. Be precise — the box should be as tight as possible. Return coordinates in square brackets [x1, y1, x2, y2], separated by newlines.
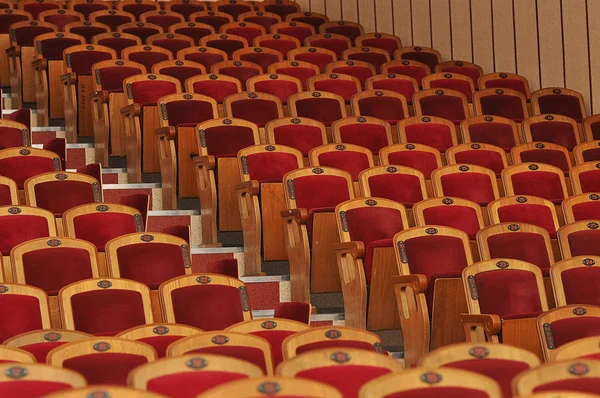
[235, 180, 260, 195]
[91, 90, 109, 103]
[333, 241, 365, 259]
[461, 313, 502, 336]
[155, 126, 176, 140]
[6, 46, 20, 57]
[60, 72, 76, 85]
[281, 208, 308, 224]
[31, 58, 47, 70]
[192, 155, 216, 170]
[121, 103, 141, 117]
[392, 274, 428, 294]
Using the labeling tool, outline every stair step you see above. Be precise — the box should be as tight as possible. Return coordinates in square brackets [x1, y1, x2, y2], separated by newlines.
[31, 127, 65, 145]
[103, 183, 162, 211]
[148, 210, 201, 246]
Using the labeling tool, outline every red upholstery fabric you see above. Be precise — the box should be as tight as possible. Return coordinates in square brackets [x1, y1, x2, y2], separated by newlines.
[583, 148, 600, 163]
[0, 126, 24, 150]
[487, 232, 551, 274]
[440, 173, 495, 205]
[158, 66, 204, 87]
[386, 388, 492, 398]
[206, 258, 239, 278]
[165, 100, 215, 127]
[42, 138, 65, 170]
[122, 27, 160, 43]
[366, 174, 425, 206]
[296, 340, 377, 355]
[119, 194, 149, 229]
[276, 26, 313, 43]
[43, 15, 81, 31]
[324, 26, 362, 43]
[313, 80, 358, 102]
[70, 289, 147, 335]
[357, 97, 406, 124]
[69, 26, 108, 44]
[73, 3, 108, 19]
[188, 345, 266, 373]
[245, 16, 280, 32]
[251, 330, 296, 367]
[400, 52, 439, 69]
[429, 79, 473, 101]
[387, 65, 428, 87]
[12, 26, 55, 47]
[520, 150, 570, 173]
[474, 270, 543, 318]
[173, 26, 212, 44]
[252, 80, 298, 104]
[72, 213, 138, 251]
[347, 53, 388, 73]
[239, 53, 281, 73]
[479, 96, 525, 122]
[0, 381, 72, 398]
[22, 247, 94, 295]
[218, 66, 260, 89]
[372, 79, 416, 102]
[170, 284, 245, 330]
[442, 67, 482, 89]
[446, 359, 530, 398]
[183, 52, 226, 70]
[271, 124, 324, 156]
[497, 204, 557, 237]
[5, 109, 31, 133]
[205, 38, 245, 57]
[572, 202, 600, 221]
[127, 52, 170, 72]
[316, 150, 371, 180]
[96, 15, 133, 31]
[96, 39, 138, 58]
[34, 181, 96, 217]
[538, 96, 584, 122]
[273, 302, 310, 324]
[510, 172, 565, 204]
[21, 3, 58, 19]
[387, 150, 439, 178]
[116, 243, 186, 289]
[0, 294, 44, 342]
[403, 123, 454, 152]
[422, 206, 481, 239]
[291, 16, 326, 31]
[193, 15, 230, 31]
[0, 215, 51, 255]
[590, 122, 600, 140]
[338, 123, 389, 153]
[229, 99, 280, 127]
[293, 53, 335, 73]
[568, 230, 600, 257]
[273, 67, 317, 89]
[529, 121, 578, 151]
[151, 39, 191, 57]
[264, 4, 298, 19]
[331, 66, 373, 87]
[561, 267, 600, 306]
[454, 150, 505, 176]
[147, 372, 248, 398]
[293, 176, 352, 211]
[0, 14, 31, 33]
[38, 38, 83, 60]
[418, 96, 466, 124]
[360, 38, 400, 57]
[484, 79, 528, 97]
[63, 353, 148, 385]
[122, 4, 156, 18]
[146, 15, 181, 31]
[204, 125, 257, 157]
[257, 39, 298, 57]
[217, 4, 251, 20]
[245, 152, 300, 183]
[0, 185, 13, 206]
[578, 171, 600, 193]
[467, 123, 517, 152]
[533, 379, 600, 395]
[294, 98, 343, 126]
[21, 341, 65, 363]
[191, 80, 238, 103]
[297, 366, 392, 397]
[170, 3, 205, 17]
[307, 38, 348, 59]
[131, 80, 178, 106]
[138, 335, 183, 358]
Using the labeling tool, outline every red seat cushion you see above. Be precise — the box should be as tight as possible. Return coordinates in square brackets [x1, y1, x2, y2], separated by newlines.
[138, 335, 184, 358]
[147, 372, 248, 398]
[21, 342, 66, 363]
[296, 365, 391, 397]
[446, 359, 530, 398]
[63, 353, 149, 385]
[188, 345, 266, 374]
[251, 330, 297, 367]
[533, 379, 600, 395]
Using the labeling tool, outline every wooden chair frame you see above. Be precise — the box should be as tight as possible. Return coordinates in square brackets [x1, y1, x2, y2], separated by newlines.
[381, 59, 431, 86]
[0, 363, 86, 391]
[0, 176, 18, 206]
[570, 162, 600, 195]
[306, 72, 361, 103]
[232, 46, 284, 72]
[562, 193, 600, 224]
[445, 142, 508, 177]
[422, 72, 475, 102]
[460, 115, 522, 151]
[193, 117, 260, 244]
[432, 163, 500, 203]
[0, 346, 36, 363]
[552, 335, 600, 362]
[355, 32, 403, 56]
[3, 329, 92, 356]
[358, 165, 428, 210]
[281, 325, 383, 360]
[0, 119, 30, 148]
[154, 92, 216, 208]
[117, 22, 164, 43]
[116, 323, 202, 342]
[0, 283, 52, 331]
[287, 46, 337, 73]
[235, 144, 303, 274]
[511, 142, 573, 172]
[419, 341, 540, 368]
[264, 116, 328, 157]
[334, 197, 408, 330]
[199, 32, 249, 56]
[38, 9, 83, 31]
[522, 114, 581, 150]
[574, 141, 600, 165]
[308, 143, 375, 184]
[64, 21, 111, 42]
[551, 256, 600, 308]
[379, 142, 444, 179]
[392, 225, 473, 366]
[583, 114, 600, 142]
[557, 220, 600, 259]
[478, 72, 532, 98]
[92, 32, 143, 53]
[285, 11, 329, 26]
[413, 88, 471, 122]
[151, 58, 207, 80]
[211, 59, 262, 89]
[288, 90, 347, 130]
[473, 88, 530, 121]
[225, 318, 309, 336]
[434, 60, 484, 88]
[303, 33, 351, 58]
[166, 331, 272, 374]
[201, 376, 342, 398]
[502, 163, 568, 202]
[44, 386, 166, 398]
[351, 89, 409, 125]
[394, 46, 442, 69]
[168, 21, 216, 45]
[121, 73, 181, 182]
[281, 166, 355, 303]
[530, 87, 587, 120]
[488, 195, 560, 238]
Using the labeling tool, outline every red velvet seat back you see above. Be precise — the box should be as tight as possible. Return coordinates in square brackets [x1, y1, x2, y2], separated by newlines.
[366, 174, 424, 206]
[96, 15, 133, 31]
[331, 66, 373, 87]
[466, 122, 517, 152]
[206, 38, 245, 57]
[170, 3, 205, 17]
[173, 26, 212, 44]
[480, 96, 525, 122]
[418, 96, 466, 124]
[307, 38, 348, 59]
[138, 335, 184, 358]
[0, 294, 44, 342]
[0, 215, 51, 255]
[403, 123, 454, 152]
[188, 345, 266, 373]
[487, 232, 551, 273]
[264, 4, 298, 19]
[347, 52, 388, 73]
[151, 39, 192, 57]
[371, 78, 416, 102]
[194, 15, 230, 31]
[244, 15, 279, 31]
[43, 15, 81, 31]
[34, 181, 97, 216]
[0, 14, 30, 33]
[292, 175, 352, 211]
[497, 204, 557, 237]
[338, 123, 389, 153]
[73, 3, 108, 19]
[510, 171, 565, 203]
[484, 79, 527, 97]
[170, 285, 245, 330]
[252, 80, 299, 104]
[357, 97, 406, 124]
[244, 152, 300, 183]
[184, 52, 227, 71]
[316, 151, 370, 180]
[251, 330, 296, 367]
[474, 269, 543, 318]
[276, 26, 313, 43]
[383, 387, 492, 398]
[0, 157, 57, 189]
[291, 16, 326, 31]
[38, 38, 83, 61]
[146, 371, 248, 397]
[127, 51, 170, 72]
[386, 65, 427, 87]
[191, 80, 238, 103]
[204, 125, 257, 157]
[22, 3, 59, 19]
[325, 26, 362, 43]
[0, 126, 24, 150]
[116, 243, 187, 289]
[69, 26, 109, 44]
[429, 79, 473, 101]
[454, 150, 504, 176]
[122, 4, 156, 19]
[446, 359, 530, 398]
[572, 202, 600, 221]
[158, 66, 203, 86]
[583, 148, 600, 163]
[21, 341, 66, 362]
[70, 289, 147, 335]
[400, 52, 439, 69]
[296, 365, 392, 397]
[578, 170, 600, 193]
[519, 150, 570, 173]
[440, 173, 495, 205]
[529, 121, 578, 151]
[257, 38, 298, 57]
[63, 353, 149, 385]
[274, 66, 317, 89]
[271, 124, 324, 156]
[422, 206, 481, 239]
[293, 52, 334, 73]
[96, 38, 139, 58]
[0, 185, 13, 205]
[122, 27, 160, 43]
[146, 15, 182, 31]
[165, 100, 215, 127]
[313, 80, 358, 102]
[442, 67, 482, 89]
[294, 98, 343, 127]
[568, 230, 600, 257]
[387, 150, 439, 178]
[538, 95, 584, 122]
[360, 38, 400, 57]
[72, 213, 139, 251]
[549, 316, 600, 348]
[218, 4, 251, 20]
[561, 267, 600, 306]
[22, 247, 95, 295]
[12, 26, 55, 47]
[219, 67, 260, 89]
[239, 53, 280, 72]
[0, 380, 72, 397]
[230, 99, 280, 127]
[130, 80, 179, 106]
[97, 66, 142, 92]
[533, 378, 600, 395]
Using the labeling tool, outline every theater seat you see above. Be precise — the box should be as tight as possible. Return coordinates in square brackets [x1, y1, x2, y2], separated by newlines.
[115, 323, 202, 358]
[0, 363, 86, 397]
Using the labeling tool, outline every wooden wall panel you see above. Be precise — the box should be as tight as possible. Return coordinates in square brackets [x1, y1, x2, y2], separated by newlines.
[470, 0, 494, 73]
[341, 0, 359, 23]
[325, 0, 342, 20]
[562, 0, 591, 115]
[310, 0, 325, 15]
[492, 0, 516, 73]
[513, 0, 541, 91]
[374, 0, 394, 34]
[393, 0, 413, 46]
[294, 0, 310, 13]
[538, 0, 565, 88]
[357, 0, 376, 33]
[411, 0, 432, 47]
[588, 0, 600, 113]
[430, 0, 452, 61]
[450, 0, 472, 62]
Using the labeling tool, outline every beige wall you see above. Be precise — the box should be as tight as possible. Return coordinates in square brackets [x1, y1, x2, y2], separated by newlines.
[295, 0, 600, 115]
